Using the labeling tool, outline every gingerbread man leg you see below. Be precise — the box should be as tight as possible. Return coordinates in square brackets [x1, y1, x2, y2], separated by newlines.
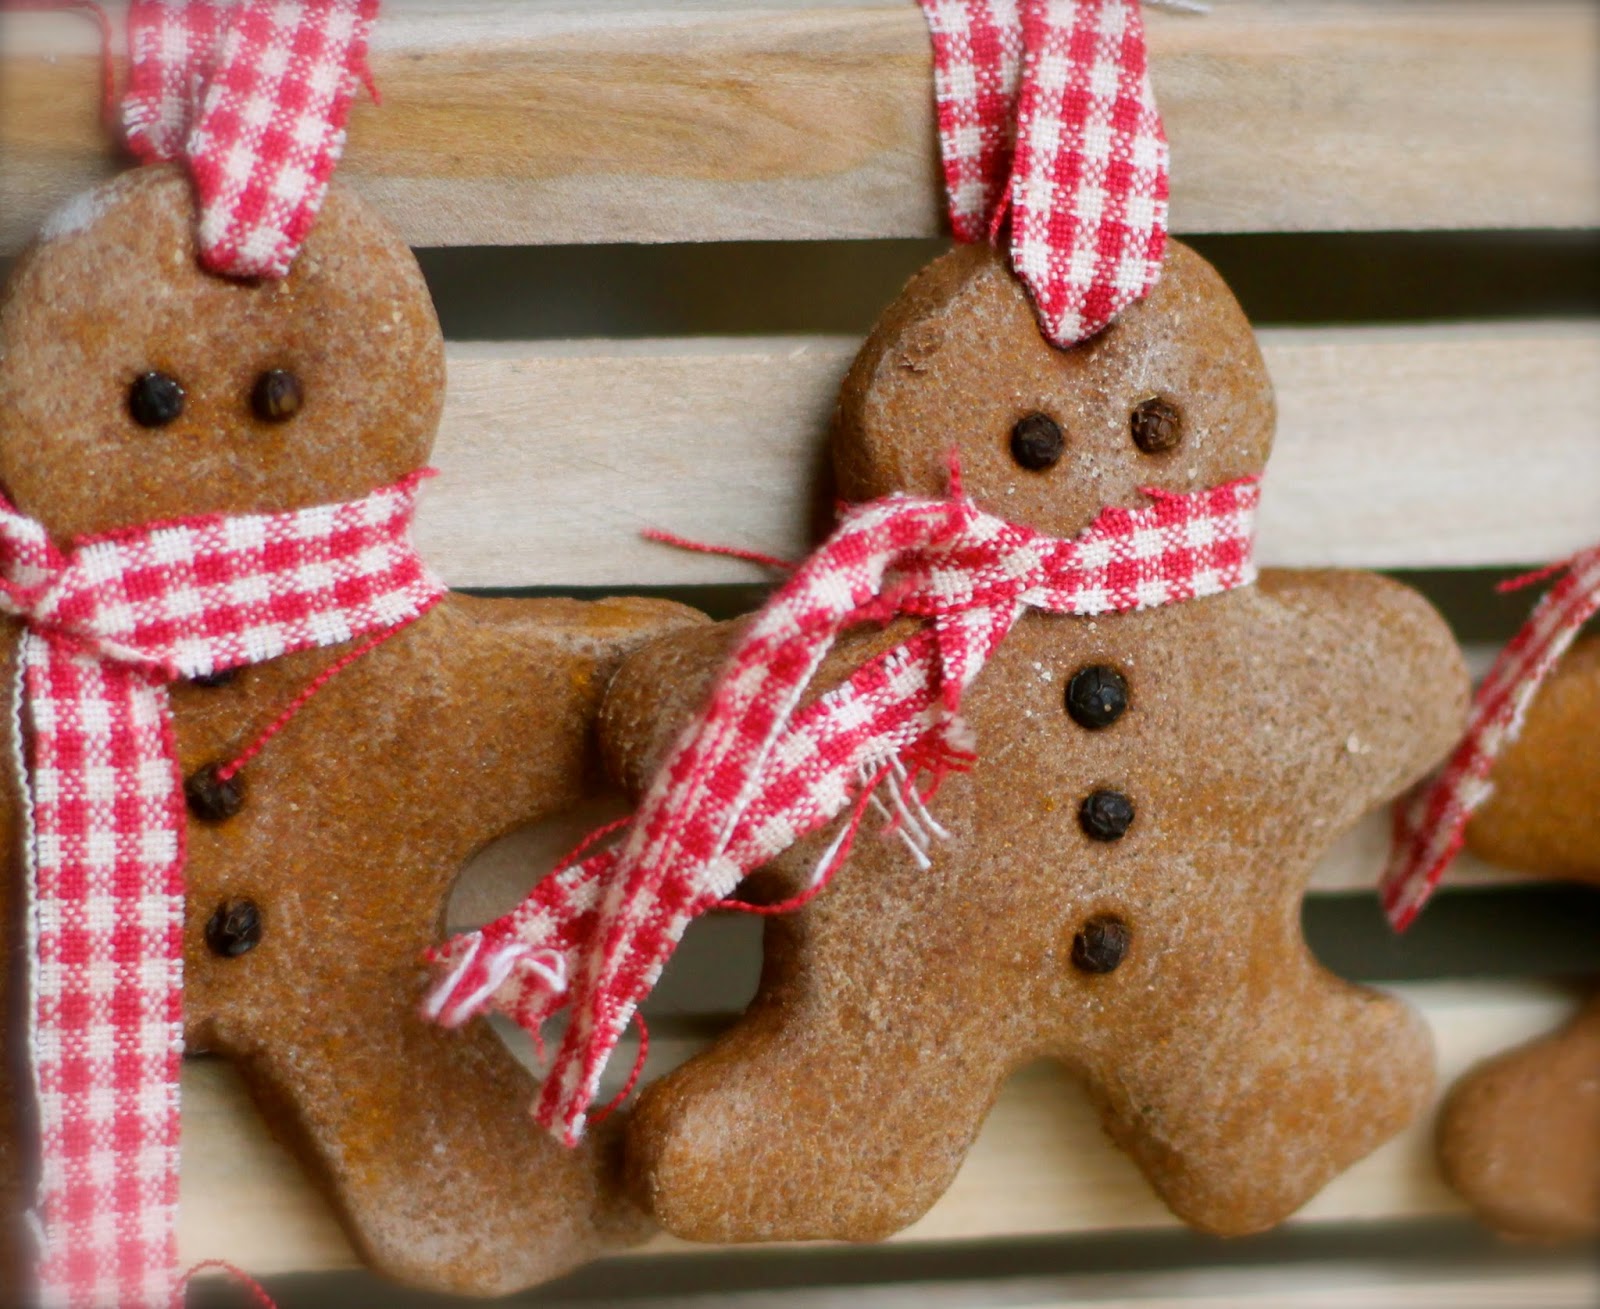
[627, 817, 1029, 1243]
[1438, 997, 1600, 1241]
[1073, 939, 1434, 1235]
[237, 977, 638, 1292]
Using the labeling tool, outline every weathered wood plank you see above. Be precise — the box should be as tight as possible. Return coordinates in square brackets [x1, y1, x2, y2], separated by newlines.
[178, 981, 1581, 1275]
[409, 322, 1600, 587]
[3, 2, 1595, 252]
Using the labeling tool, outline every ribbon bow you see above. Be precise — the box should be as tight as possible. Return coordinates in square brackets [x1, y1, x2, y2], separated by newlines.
[427, 471, 1260, 1145]
[10, 475, 443, 1309]
[1383, 544, 1600, 929]
[918, 0, 1171, 347]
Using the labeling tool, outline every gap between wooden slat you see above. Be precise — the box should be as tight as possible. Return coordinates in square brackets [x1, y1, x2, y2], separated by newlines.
[176, 980, 1581, 1277]
[2, 1, 1596, 251]
[533, 1262, 1600, 1309]
[555, 1265, 1599, 1309]
[410, 322, 1600, 587]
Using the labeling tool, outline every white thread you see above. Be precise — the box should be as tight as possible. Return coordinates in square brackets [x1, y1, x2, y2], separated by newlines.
[13, 637, 47, 1271]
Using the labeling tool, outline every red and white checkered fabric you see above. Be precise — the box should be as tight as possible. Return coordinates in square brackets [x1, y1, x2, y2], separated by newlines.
[426, 474, 1260, 1144]
[123, 0, 378, 279]
[1382, 545, 1600, 930]
[918, 0, 1169, 347]
[6, 473, 444, 1308]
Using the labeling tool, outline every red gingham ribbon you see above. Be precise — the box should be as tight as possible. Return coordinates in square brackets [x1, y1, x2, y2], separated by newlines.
[426, 473, 1260, 1144]
[8, 474, 444, 1308]
[918, 0, 1169, 347]
[123, 0, 378, 279]
[1382, 545, 1600, 930]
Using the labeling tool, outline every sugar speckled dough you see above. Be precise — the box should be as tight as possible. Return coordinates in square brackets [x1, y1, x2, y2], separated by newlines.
[1441, 636, 1600, 1241]
[601, 242, 1470, 1243]
[0, 166, 702, 1295]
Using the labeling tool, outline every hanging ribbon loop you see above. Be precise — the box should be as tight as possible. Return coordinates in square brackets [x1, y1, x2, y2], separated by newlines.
[918, 0, 1170, 347]
[124, 0, 379, 279]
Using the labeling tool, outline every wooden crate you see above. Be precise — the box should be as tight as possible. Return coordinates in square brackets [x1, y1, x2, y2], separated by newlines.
[3, 2, 1599, 1306]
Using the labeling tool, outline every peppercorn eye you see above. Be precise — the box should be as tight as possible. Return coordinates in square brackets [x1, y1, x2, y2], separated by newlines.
[252, 369, 303, 423]
[1131, 396, 1182, 453]
[1010, 412, 1064, 471]
[129, 371, 185, 428]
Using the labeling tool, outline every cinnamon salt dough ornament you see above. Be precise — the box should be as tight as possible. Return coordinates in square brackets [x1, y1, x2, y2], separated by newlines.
[0, 166, 693, 1295]
[1437, 637, 1600, 1241]
[598, 241, 1471, 1242]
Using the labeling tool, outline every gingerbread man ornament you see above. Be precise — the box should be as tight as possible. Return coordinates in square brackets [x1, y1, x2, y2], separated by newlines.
[0, 166, 696, 1294]
[598, 242, 1470, 1242]
[1438, 637, 1600, 1241]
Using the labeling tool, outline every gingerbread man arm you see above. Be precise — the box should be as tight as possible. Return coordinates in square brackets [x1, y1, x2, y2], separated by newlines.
[599, 614, 753, 798]
[440, 594, 711, 841]
[1251, 568, 1472, 820]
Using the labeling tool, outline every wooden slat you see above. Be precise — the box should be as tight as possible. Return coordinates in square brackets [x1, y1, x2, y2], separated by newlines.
[3, 1, 1596, 252]
[178, 980, 1581, 1276]
[412, 322, 1600, 587]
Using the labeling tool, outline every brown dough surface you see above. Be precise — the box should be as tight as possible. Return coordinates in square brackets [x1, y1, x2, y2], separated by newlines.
[1441, 636, 1600, 1241]
[0, 166, 702, 1295]
[603, 242, 1469, 1242]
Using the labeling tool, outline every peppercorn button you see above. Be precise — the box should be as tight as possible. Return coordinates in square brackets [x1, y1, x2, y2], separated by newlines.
[1066, 665, 1129, 730]
[1079, 788, 1134, 841]
[1010, 413, 1065, 471]
[1072, 915, 1131, 973]
[186, 763, 245, 823]
[205, 899, 263, 958]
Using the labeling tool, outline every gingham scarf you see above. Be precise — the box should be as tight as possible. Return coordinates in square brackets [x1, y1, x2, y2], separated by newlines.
[123, 0, 378, 279]
[426, 474, 1260, 1144]
[918, 0, 1169, 347]
[1382, 545, 1600, 929]
[8, 474, 444, 1309]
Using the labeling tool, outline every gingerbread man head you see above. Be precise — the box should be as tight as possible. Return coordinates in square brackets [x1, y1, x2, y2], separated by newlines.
[0, 164, 441, 541]
[0, 167, 697, 1295]
[605, 241, 1468, 1244]
[832, 241, 1274, 538]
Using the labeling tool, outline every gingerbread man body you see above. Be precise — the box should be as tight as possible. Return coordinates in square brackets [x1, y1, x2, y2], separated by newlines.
[1440, 636, 1600, 1241]
[601, 243, 1469, 1242]
[0, 167, 696, 1294]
